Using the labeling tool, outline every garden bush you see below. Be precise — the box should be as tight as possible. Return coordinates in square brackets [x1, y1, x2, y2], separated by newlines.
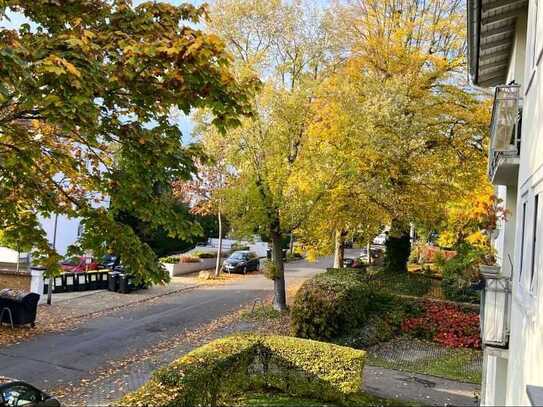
[291, 268, 480, 352]
[262, 259, 280, 280]
[118, 334, 366, 407]
[368, 271, 433, 297]
[401, 300, 481, 349]
[180, 254, 201, 263]
[160, 255, 179, 264]
[192, 251, 216, 259]
[290, 268, 372, 340]
[231, 242, 250, 251]
[334, 294, 424, 349]
[290, 268, 436, 341]
[437, 243, 481, 303]
[286, 252, 303, 262]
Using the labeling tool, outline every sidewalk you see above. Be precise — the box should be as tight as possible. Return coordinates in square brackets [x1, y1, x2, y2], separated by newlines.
[365, 366, 479, 406]
[45, 275, 200, 317]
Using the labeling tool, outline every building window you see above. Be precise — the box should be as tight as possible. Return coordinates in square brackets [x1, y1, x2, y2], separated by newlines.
[520, 202, 527, 281]
[530, 194, 539, 289]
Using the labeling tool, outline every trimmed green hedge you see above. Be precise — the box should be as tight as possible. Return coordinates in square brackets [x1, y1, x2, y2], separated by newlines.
[192, 251, 216, 259]
[290, 268, 433, 341]
[159, 255, 179, 264]
[119, 334, 366, 407]
[368, 270, 432, 297]
[290, 268, 372, 340]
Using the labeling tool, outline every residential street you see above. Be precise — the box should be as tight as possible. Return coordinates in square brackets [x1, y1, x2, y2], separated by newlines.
[0, 249, 480, 406]
[0, 253, 339, 394]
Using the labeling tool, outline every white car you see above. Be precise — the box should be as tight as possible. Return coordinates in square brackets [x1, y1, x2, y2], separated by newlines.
[372, 233, 388, 246]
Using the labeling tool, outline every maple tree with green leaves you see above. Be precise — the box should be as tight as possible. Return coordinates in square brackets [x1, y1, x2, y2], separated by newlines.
[0, 0, 256, 282]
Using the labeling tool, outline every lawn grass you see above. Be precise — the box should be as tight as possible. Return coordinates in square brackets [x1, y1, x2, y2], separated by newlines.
[229, 391, 419, 406]
[367, 269, 434, 298]
[229, 392, 337, 406]
[240, 304, 284, 322]
[367, 341, 482, 384]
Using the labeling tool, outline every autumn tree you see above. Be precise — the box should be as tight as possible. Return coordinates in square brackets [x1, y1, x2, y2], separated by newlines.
[200, 0, 338, 310]
[173, 155, 227, 277]
[0, 1, 254, 282]
[297, 185, 385, 267]
[316, 0, 492, 272]
[437, 176, 506, 253]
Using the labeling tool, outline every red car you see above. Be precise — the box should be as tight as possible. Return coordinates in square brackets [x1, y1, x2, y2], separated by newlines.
[60, 256, 101, 273]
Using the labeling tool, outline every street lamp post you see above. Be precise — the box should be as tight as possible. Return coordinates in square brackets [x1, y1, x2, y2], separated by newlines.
[46, 213, 58, 305]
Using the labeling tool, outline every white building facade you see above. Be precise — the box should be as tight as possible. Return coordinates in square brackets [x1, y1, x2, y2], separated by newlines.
[0, 215, 83, 265]
[468, 0, 543, 404]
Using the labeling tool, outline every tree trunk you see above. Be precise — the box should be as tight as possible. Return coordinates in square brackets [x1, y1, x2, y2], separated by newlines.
[384, 220, 411, 273]
[16, 244, 20, 273]
[409, 223, 416, 244]
[214, 208, 223, 278]
[333, 228, 345, 268]
[288, 231, 294, 256]
[271, 227, 287, 311]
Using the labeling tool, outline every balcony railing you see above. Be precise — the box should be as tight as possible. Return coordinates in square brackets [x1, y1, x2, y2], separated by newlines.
[488, 84, 522, 186]
[480, 265, 511, 348]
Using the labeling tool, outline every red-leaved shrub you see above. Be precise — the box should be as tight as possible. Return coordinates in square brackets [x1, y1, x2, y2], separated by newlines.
[401, 301, 480, 349]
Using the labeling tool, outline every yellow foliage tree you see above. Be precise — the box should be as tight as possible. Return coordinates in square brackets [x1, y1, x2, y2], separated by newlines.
[307, 0, 493, 272]
[437, 176, 507, 254]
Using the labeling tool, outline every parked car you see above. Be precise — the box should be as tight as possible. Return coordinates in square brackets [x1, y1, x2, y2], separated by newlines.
[60, 256, 101, 273]
[101, 254, 120, 270]
[372, 233, 388, 246]
[223, 251, 260, 274]
[343, 257, 355, 268]
[0, 377, 60, 406]
[359, 247, 383, 262]
[342, 257, 365, 269]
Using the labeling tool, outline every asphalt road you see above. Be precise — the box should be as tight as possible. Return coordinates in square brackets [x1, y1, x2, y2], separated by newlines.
[0, 252, 354, 390]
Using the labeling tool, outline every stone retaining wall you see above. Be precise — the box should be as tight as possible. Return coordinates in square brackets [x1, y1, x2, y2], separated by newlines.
[0, 270, 32, 291]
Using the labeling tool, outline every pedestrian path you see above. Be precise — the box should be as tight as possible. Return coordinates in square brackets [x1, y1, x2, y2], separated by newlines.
[365, 366, 479, 406]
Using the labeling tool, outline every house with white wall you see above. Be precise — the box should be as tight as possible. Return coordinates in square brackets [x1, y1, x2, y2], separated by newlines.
[467, 0, 543, 404]
[0, 215, 83, 265]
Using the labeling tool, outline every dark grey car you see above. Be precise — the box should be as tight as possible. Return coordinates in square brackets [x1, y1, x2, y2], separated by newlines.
[0, 377, 60, 407]
[223, 251, 260, 274]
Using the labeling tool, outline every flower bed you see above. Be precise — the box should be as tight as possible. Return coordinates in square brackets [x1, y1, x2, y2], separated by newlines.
[401, 301, 481, 349]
